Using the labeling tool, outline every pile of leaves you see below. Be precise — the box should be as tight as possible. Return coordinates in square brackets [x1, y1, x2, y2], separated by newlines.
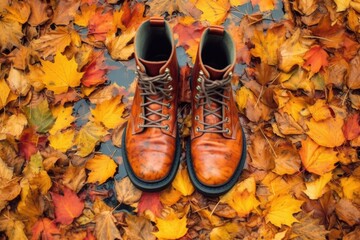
[1, 0, 360, 239]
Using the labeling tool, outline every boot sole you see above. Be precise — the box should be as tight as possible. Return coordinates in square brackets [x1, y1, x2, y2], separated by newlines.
[186, 127, 247, 196]
[121, 125, 181, 191]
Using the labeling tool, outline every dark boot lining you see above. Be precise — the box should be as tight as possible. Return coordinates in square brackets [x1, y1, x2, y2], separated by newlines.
[201, 35, 229, 70]
[143, 28, 172, 61]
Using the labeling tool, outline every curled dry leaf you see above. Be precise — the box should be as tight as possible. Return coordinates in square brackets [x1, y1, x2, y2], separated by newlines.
[94, 211, 121, 240]
[114, 176, 142, 205]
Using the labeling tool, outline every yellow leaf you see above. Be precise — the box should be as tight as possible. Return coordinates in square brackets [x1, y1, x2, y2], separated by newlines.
[49, 129, 75, 152]
[282, 96, 307, 122]
[160, 187, 182, 206]
[250, 27, 285, 65]
[303, 172, 332, 200]
[341, 176, 360, 200]
[49, 106, 75, 135]
[220, 177, 259, 217]
[7, 67, 31, 96]
[0, 213, 27, 240]
[334, 0, 350, 11]
[95, 211, 121, 240]
[91, 95, 126, 129]
[29, 170, 52, 195]
[41, 52, 84, 94]
[272, 143, 301, 175]
[0, 14, 23, 51]
[210, 222, 240, 240]
[278, 29, 309, 72]
[0, 157, 13, 180]
[0, 113, 27, 140]
[307, 99, 332, 121]
[74, 121, 108, 157]
[153, 210, 188, 239]
[106, 28, 135, 61]
[195, 0, 230, 25]
[265, 195, 303, 227]
[299, 138, 338, 175]
[17, 181, 44, 219]
[5, 0, 31, 24]
[252, 0, 276, 12]
[306, 116, 345, 147]
[74, 3, 97, 27]
[273, 230, 287, 240]
[62, 165, 86, 193]
[230, 0, 249, 6]
[0, 79, 10, 109]
[86, 154, 117, 184]
[172, 167, 195, 196]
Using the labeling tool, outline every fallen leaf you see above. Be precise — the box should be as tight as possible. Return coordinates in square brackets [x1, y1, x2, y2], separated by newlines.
[49, 129, 75, 152]
[31, 218, 60, 240]
[147, 0, 201, 19]
[24, 99, 55, 133]
[51, 187, 84, 224]
[0, 113, 27, 140]
[28, 0, 50, 26]
[299, 138, 338, 175]
[153, 209, 188, 239]
[209, 222, 241, 240]
[251, 0, 276, 12]
[335, 198, 360, 226]
[303, 172, 332, 200]
[62, 165, 86, 193]
[138, 192, 163, 217]
[0, 79, 11, 109]
[0, 213, 27, 240]
[306, 116, 345, 147]
[17, 183, 44, 219]
[272, 142, 301, 175]
[220, 177, 260, 217]
[41, 52, 84, 94]
[74, 3, 97, 27]
[49, 106, 75, 135]
[172, 167, 195, 196]
[0, 157, 13, 180]
[81, 51, 111, 87]
[7, 67, 31, 96]
[307, 99, 332, 122]
[342, 113, 360, 140]
[303, 45, 329, 73]
[0, 13, 23, 51]
[94, 211, 121, 240]
[86, 154, 117, 184]
[106, 28, 136, 61]
[334, 0, 350, 11]
[160, 187, 182, 206]
[52, 0, 80, 25]
[74, 121, 107, 157]
[91, 95, 126, 129]
[248, 132, 275, 171]
[196, 0, 230, 25]
[340, 176, 360, 200]
[292, 211, 329, 239]
[124, 214, 156, 240]
[88, 9, 116, 42]
[5, 0, 31, 24]
[265, 195, 303, 227]
[114, 176, 142, 205]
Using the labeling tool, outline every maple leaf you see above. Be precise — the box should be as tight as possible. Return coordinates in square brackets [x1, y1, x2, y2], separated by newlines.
[265, 195, 303, 227]
[147, 0, 202, 19]
[124, 214, 156, 240]
[0, 79, 11, 109]
[343, 113, 360, 140]
[138, 192, 163, 217]
[88, 9, 116, 42]
[153, 209, 188, 239]
[31, 218, 60, 240]
[24, 99, 55, 133]
[0, 113, 27, 140]
[81, 51, 111, 87]
[0, 212, 27, 240]
[251, 0, 276, 12]
[62, 165, 86, 193]
[220, 177, 260, 217]
[74, 121, 107, 157]
[335, 198, 360, 226]
[299, 138, 338, 175]
[91, 95, 126, 129]
[303, 172, 332, 200]
[28, 0, 50, 26]
[250, 26, 286, 65]
[74, 3, 97, 27]
[52, 0, 80, 25]
[196, 0, 230, 25]
[278, 29, 309, 72]
[272, 142, 301, 175]
[306, 116, 345, 147]
[7, 67, 31, 96]
[292, 212, 329, 240]
[172, 167, 195, 196]
[106, 28, 136, 61]
[303, 45, 329, 73]
[40, 52, 84, 94]
[49, 129, 75, 152]
[31, 26, 80, 58]
[114, 176, 142, 205]
[160, 187, 182, 206]
[0, 13, 23, 51]
[86, 154, 117, 184]
[340, 176, 360, 200]
[49, 106, 75, 135]
[51, 187, 84, 224]
[5, 0, 30, 24]
[115, 1, 147, 30]
[95, 211, 121, 240]
[307, 99, 332, 122]
[209, 222, 240, 240]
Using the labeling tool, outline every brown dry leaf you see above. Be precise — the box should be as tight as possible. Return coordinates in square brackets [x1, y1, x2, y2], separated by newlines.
[325, 54, 349, 88]
[347, 53, 360, 89]
[7, 67, 31, 96]
[306, 116, 345, 148]
[274, 111, 304, 135]
[0, 13, 23, 51]
[5, 0, 30, 24]
[114, 177, 142, 205]
[0, 212, 27, 240]
[94, 211, 121, 240]
[147, 0, 202, 19]
[62, 165, 86, 193]
[248, 131, 275, 171]
[273, 142, 301, 175]
[124, 214, 155, 240]
[279, 67, 314, 93]
[52, 0, 80, 25]
[299, 137, 338, 175]
[28, 0, 50, 26]
[291, 211, 329, 239]
[335, 198, 360, 226]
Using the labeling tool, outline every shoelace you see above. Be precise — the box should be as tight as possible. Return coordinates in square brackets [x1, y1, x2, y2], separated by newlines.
[137, 68, 172, 129]
[195, 71, 232, 133]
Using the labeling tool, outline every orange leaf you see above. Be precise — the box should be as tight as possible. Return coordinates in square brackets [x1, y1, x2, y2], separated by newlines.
[81, 51, 111, 87]
[251, 0, 276, 12]
[51, 187, 84, 225]
[138, 192, 163, 217]
[342, 113, 360, 140]
[88, 9, 115, 42]
[31, 218, 60, 240]
[303, 45, 329, 73]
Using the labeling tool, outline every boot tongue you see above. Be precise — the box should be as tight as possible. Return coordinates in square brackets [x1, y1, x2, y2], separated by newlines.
[202, 65, 231, 133]
[139, 58, 167, 76]
[204, 64, 230, 79]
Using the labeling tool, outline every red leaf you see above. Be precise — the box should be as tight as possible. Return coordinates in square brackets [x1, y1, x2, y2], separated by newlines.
[88, 9, 115, 41]
[120, 1, 146, 30]
[137, 192, 163, 217]
[84, 229, 96, 240]
[31, 218, 60, 240]
[18, 128, 46, 161]
[343, 114, 360, 140]
[81, 51, 112, 87]
[303, 45, 329, 73]
[51, 187, 85, 224]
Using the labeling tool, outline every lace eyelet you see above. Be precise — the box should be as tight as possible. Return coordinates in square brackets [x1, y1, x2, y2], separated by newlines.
[164, 125, 170, 131]
[225, 117, 229, 123]
[138, 124, 142, 128]
[228, 71, 233, 77]
[168, 85, 173, 91]
[165, 68, 170, 73]
[196, 86, 201, 91]
[167, 76, 172, 82]
[166, 114, 170, 120]
[195, 94, 200, 100]
[195, 127, 200, 132]
[136, 65, 140, 71]
[167, 95, 173, 100]
[197, 77, 202, 83]
[199, 70, 204, 76]
[194, 115, 199, 121]
[167, 103, 171, 109]
[225, 128, 231, 134]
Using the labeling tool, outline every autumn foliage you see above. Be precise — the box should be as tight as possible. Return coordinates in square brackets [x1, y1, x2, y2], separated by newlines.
[1, 0, 360, 239]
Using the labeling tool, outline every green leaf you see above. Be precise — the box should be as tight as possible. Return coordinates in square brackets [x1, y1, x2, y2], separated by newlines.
[24, 99, 55, 133]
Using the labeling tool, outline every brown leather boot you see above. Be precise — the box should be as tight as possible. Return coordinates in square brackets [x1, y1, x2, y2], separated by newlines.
[122, 17, 180, 191]
[186, 26, 246, 196]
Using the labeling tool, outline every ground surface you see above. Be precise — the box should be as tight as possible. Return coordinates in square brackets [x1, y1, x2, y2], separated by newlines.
[0, 0, 360, 239]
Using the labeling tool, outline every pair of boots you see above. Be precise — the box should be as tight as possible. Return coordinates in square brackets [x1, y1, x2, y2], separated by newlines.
[121, 17, 246, 196]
